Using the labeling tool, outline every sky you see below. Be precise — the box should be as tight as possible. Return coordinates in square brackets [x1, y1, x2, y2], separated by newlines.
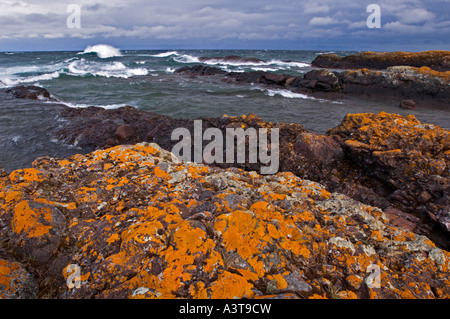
[0, 0, 449, 51]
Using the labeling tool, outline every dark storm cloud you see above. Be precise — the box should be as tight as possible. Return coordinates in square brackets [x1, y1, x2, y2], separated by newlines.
[0, 0, 448, 50]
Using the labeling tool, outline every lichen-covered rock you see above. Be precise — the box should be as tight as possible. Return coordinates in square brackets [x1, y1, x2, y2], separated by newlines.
[0, 142, 449, 299]
[328, 112, 450, 243]
[0, 259, 39, 299]
[55, 107, 450, 249]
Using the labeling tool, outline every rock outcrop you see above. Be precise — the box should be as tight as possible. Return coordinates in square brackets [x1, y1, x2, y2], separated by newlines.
[328, 112, 450, 240]
[3, 85, 57, 101]
[175, 64, 450, 107]
[0, 143, 449, 299]
[54, 106, 450, 250]
[312, 51, 450, 72]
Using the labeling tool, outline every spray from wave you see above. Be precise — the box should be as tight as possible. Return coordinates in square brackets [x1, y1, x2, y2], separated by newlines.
[79, 44, 123, 59]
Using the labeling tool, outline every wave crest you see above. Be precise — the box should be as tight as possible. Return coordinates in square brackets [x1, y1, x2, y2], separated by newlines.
[80, 44, 122, 59]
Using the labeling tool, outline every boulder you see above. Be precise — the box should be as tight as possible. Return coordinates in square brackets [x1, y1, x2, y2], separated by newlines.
[115, 124, 136, 141]
[5, 85, 56, 101]
[0, 259, 39, 299]
[303, 69, 341, 92]
[10, 200, 66, 265]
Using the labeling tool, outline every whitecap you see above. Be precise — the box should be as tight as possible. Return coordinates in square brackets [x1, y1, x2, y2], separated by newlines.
[151, 51, 178, 58]
[266, 89, 317, 100]
[0, 71, 61, 86]
[19, 71, 61, 83]
[49, 99, 126, 110]
[202, 59, 267, 67]
[79, 44, 122, 59]
[173, 54, 200, 64]
[67, 60, 148, 78]
[250, 67, 278, 72]
[269, 60, 311, 68]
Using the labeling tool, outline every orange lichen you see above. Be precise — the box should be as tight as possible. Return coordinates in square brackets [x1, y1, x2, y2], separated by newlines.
[12, 201, 53, 238]
[209, 271, 255, 299]
[0, 141, 448, 299]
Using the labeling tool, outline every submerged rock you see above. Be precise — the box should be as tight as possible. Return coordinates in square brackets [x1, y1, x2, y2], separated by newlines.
[399, 100, 416, 109]
[0, 142, 449, 299]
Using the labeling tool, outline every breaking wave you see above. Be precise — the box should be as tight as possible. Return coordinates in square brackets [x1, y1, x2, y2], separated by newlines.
[67, 59, 148, 78]
[79, 44, 123, 59]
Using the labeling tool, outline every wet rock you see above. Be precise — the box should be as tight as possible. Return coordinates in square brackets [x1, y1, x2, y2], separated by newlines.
[175, 65, 228, 76]
[0, 167, 6, 178]
[175, 64, 449, 107]
[302, 69, 341, 92]
[399, 100, 416, 109]
[337, 67, 449, 106]
[4, 85, 57, 101]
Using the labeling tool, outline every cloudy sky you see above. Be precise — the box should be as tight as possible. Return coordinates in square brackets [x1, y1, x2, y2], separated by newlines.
[0, 0, 449, 51]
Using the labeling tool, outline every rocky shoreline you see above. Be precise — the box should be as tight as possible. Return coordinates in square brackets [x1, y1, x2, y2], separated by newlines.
[175, 63, 450, 109]
[1, 96, 449, 299]
[1, 141, 449, 299]
[311, 51, 450, 72]
[50, 105, 450, 249]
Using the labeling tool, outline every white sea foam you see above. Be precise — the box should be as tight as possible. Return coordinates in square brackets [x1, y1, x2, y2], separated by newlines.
[151, 51, 178, 58]
[202, 59, 266, 67]
[46, 99, 126, 110]
[173, 54, 200, 64]
[62, 102, 126, 109]
[265, 88, 343, 104]
[269, 60, 310, 68]
[80, 44, 122, 59]
[67, 60, 148, 78]
[266, 89, 317, 100]
[0, 71, 61, 86]
[250, 67, 279, 72]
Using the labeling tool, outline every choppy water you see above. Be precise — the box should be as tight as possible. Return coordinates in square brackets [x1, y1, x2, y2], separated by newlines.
[0, 45, 449, 172]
